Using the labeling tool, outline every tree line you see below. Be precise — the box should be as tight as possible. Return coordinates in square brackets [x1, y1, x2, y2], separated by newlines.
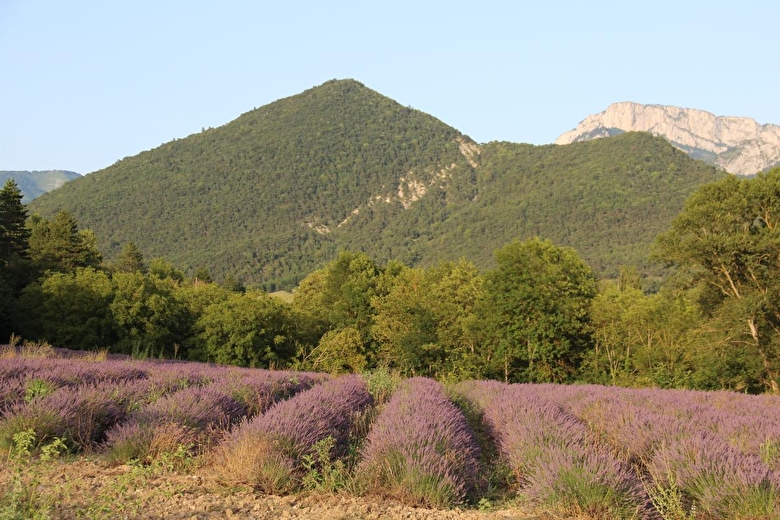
[3, 168, 780, 393]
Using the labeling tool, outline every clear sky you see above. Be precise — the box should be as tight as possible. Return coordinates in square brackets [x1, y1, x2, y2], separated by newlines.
[2, 0, 778, 174]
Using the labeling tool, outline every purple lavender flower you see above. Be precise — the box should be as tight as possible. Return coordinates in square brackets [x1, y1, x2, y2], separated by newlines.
[213, 374, 371, 493]
[359, 377, 480, 507]
[240, 373, 372, 458]
[649, 431, 779, 517]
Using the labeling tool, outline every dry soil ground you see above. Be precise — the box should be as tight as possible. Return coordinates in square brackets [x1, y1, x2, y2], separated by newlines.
[1, 458, 569, 520]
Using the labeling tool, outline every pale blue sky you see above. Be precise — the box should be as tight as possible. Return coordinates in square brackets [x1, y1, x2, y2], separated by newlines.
[2, 0, 778, 174]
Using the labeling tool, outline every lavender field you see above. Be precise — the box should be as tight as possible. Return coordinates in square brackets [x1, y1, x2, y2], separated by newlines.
[2, 351, 780, 519]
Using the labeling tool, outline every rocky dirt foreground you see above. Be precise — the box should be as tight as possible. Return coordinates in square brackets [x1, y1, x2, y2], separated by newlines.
[1, 459, 561, 520]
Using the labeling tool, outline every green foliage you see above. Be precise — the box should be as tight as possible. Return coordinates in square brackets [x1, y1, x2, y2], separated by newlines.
[362, 366, 403, 405]
[0, 274, 14, 340]
[110, 271, 187, 356]
[147, 257, 185, 282]
[115, 242, 145, 273]
[473, 238, 597, 383]
[654, 167, 780, 392]
[582, 283, 701, 388]
[371, 260, 484, 379]
[310, 327, 367, 374]
[28, 79, 724, 290]
[14, 267, 115, 351]
[27, 211, 102, 274]
[0, 429, 68, 520]
[647, 473, 698, 520]
[301, 436, 351, 493]
[0, 179, 32, 337]
[193, 290, 297, 367]
[0, 179, 30, 264]
[293, 251, 400, 365]
[23, 380, 56, 404]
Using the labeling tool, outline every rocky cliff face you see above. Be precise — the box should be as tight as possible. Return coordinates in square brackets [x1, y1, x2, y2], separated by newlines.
[555, 102, 780, 176]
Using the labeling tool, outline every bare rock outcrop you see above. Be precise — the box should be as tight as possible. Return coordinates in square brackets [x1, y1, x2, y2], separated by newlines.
[556, 102, 780, 176]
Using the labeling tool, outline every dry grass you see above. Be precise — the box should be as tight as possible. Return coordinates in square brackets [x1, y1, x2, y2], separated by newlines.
[80, 348, 110, 362]
[0, 338, 56, 360]
[210, 431, 296, 494]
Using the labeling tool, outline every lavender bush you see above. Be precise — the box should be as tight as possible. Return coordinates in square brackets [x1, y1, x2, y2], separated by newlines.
[358, 377, 480, 507]
[0, 354, 328, 463]
[0, 383, 124, 451]
[209, 368, 326, 417]
[648, 431, 779, 518]
[104, 385, 246, 463]
[213, 374, 372, 493]
[454, 381, 649, 518]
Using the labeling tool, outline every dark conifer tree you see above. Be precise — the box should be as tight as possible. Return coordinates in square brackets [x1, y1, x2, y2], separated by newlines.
[116, 241, 146, 273]
[0, 178, 30, 263]
[28, 210, 102, 273]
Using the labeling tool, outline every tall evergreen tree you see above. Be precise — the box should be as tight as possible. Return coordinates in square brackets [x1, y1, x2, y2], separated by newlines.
[0, 178, 30, 264]
[116, 241, 146, 273]
[28, 211, 102, 273]
[0, 179, 31, 338]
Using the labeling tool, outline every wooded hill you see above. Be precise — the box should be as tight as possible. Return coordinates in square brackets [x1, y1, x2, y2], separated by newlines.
[29, 79, 725, 289]
[0, 171, 80, 202]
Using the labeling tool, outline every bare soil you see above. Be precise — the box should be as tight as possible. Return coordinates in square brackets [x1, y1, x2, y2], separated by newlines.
[2, 458, 562, 520]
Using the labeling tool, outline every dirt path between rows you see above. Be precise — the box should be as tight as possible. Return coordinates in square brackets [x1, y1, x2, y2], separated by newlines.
[3, 459, 562, 520]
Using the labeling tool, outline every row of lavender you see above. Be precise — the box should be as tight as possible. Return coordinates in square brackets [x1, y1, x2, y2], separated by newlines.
[453, 381, 780, 518]
[0, 356, 327, 458]
[3, 354, 780, 517]
[214, 375, 481, 507]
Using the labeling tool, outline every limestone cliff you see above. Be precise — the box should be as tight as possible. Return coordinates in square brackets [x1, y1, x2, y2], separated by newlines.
[555, 102, 780, 176]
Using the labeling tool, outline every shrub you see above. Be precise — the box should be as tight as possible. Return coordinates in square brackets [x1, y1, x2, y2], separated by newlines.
[213, 374, 372, 493]
[104, 386, 245, 464]
[454, 381, 649, 518]
[523, 446, 647, 519]
[648, 432, 779, 518]
[0, 383, 123, 451]
[359, 377, 480, 507]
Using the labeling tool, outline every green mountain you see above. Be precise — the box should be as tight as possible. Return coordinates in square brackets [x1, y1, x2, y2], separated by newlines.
[0, 170, 81, 202]
[29, 80, 724, 288]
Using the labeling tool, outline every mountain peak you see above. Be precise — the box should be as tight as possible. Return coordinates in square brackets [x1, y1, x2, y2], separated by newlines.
[555, 102, 780, 175]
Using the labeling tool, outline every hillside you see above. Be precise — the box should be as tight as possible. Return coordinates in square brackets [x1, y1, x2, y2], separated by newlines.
[29, 80, 724, 288]
[0, 170, 80, 202]
[413, 133, 725, 276]
[556, 102, 780, 175]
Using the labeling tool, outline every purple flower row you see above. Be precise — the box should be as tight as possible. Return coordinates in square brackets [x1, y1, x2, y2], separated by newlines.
[453, 381, 649, 518]
[0, 356, 326, 454]
[358, 377, 481, 507]
[539, 383, 780, 517]
[215, 374, 373, 492]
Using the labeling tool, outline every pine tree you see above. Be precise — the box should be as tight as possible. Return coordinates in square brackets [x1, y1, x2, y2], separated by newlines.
[0, 178, 30, 264]
[116, 241, 146, 273]
[28, 210, 102, 273]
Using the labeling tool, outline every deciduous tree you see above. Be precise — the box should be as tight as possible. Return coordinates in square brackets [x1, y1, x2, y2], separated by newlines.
[655, 168, 780, 392]
[473, 238, 597, 383]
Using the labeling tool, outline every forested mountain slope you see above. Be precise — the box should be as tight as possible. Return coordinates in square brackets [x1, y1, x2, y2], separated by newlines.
[0, 170, 80, 202]
[29, 80, 724, 288]
[419, 133, 725, 276]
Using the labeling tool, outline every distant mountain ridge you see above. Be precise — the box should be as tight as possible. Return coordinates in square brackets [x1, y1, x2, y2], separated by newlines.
[555, 102, 780, 176]
[29, 80, 724, 288]
[0, 170, 81, 202]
